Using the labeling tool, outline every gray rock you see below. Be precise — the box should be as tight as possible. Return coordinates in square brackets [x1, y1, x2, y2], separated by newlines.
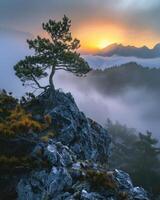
[47, 167, 72, 196]
[114, 169, 133, 190]
[113, 169, 149, 200]
[17, 180, 34, 200]
[17, 145, 149, 200]
[132, 187, 149, 200]
[17, 167, 72, 200]
[48, 90, 111, 164]
[81, 189, 105, 200]
[44, 144, 58, 165]
[61, 148, 74, 166]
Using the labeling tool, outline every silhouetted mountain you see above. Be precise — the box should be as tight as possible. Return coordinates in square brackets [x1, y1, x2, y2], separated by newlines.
[96, 43, 160, 58]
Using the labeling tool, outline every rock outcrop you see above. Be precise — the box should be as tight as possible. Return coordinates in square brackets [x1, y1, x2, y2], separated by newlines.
[17, 90, 149, 200]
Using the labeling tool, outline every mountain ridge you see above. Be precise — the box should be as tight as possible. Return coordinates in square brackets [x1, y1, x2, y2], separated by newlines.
[96, 43, 160, 58]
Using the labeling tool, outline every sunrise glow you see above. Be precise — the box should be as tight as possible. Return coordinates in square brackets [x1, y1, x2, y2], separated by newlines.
[97, 40, 111, 49]
[74, 22, 125, 52]
[73, 20, 159, 52]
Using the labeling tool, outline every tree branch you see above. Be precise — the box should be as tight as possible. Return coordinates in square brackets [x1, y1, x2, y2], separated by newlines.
[30, 74, 49, 90]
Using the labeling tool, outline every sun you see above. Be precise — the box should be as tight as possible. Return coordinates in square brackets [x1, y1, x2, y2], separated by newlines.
[98, 40, 110, 49]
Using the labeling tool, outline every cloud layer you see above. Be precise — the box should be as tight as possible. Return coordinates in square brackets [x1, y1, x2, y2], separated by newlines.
[83, 55, 160, 69]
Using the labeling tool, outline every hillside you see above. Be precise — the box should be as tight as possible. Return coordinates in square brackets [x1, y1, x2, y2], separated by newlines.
[86, 62, 160, 95]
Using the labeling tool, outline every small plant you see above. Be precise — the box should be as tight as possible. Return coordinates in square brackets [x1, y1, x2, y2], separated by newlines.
[44, 114, 52, 126]
[40, 131, 56, 142]
[0, 91, 45, 137]
[0, 155, 52, 170]
[86, 169, 117, 190]
[20, 92, 36, 105]
[0, 155, 34, 169]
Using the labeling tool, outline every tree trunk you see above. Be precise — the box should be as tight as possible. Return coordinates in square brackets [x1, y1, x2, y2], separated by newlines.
[49, 65, 56, 102]
[49, 66, 55, 91]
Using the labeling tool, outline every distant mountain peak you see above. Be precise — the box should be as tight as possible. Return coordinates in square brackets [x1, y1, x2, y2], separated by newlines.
[96, 43, 160, 58]
[154, 43, 160, 50]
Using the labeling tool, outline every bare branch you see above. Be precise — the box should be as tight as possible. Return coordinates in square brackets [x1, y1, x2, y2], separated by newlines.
[30, 74, 49, 90]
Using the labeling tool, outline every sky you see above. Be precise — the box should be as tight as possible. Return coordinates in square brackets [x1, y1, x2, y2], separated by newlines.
[1, 0, 160, 51]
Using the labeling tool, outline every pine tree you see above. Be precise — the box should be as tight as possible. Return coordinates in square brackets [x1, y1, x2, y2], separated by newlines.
[14, 16, 91, 96]
[131, 131, 160, 196]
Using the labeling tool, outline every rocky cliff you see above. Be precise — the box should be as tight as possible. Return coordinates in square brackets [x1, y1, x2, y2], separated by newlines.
[17, 90, 149, 200]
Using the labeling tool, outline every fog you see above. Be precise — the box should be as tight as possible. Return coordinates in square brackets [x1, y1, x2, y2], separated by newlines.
[0, 33, 160, 139]
[0, 29, 32, 95]
[54, 71, 160, 138]
[83, 54, 160, 69]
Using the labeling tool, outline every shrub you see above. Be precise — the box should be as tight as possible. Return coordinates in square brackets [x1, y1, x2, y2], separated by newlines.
[0, 155, 35, 169]
[0, 91, 46, 137]
[86, 169, 117, 190]
[44, 114, 52, 126]
[40, 131, 56, 142]
[0, 155, 52, 170]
